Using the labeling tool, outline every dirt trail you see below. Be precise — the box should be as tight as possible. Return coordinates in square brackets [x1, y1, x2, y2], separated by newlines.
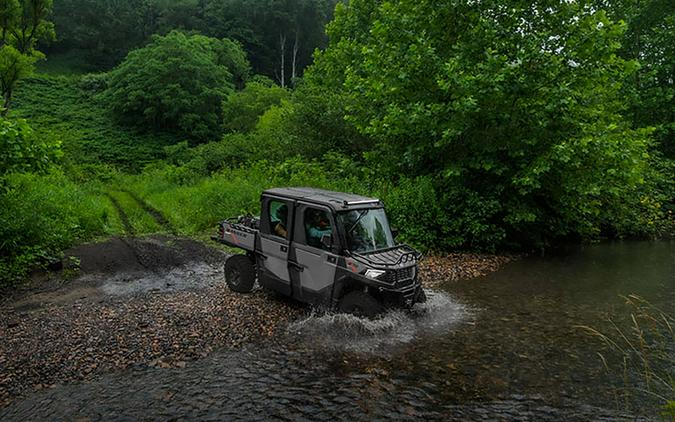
[2, 236, 225, 310]
[122, 189, 175, 234]
[105, 192, 134, 236]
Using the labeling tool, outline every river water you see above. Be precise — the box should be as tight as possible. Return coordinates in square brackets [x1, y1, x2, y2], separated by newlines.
[2, 241, 673, 420]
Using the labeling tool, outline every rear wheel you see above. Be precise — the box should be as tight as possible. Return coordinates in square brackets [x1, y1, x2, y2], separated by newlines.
[339, 291, 384, 318]
[224, 255, 256, 293]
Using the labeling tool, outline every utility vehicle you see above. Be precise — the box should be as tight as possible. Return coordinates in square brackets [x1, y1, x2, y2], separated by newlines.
[212, 188, 425, 317]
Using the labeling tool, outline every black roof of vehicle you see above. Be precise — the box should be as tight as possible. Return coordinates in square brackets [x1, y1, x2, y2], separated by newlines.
[263, 187, 382, 211]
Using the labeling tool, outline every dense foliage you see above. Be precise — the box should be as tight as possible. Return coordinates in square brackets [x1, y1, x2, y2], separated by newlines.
[11, 74, 177, 168]
[105, 31, 248, 140]
[0, 171, 114, 284]
[47, 0, 337, 82]
[602, 0, 674, 159]
[0, 116, 60, 175]
[305, 0, 664, 249]
[221, 81, 289, 133]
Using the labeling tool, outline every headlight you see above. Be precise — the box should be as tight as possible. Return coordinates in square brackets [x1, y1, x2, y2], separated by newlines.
[364, 269, 386, 279]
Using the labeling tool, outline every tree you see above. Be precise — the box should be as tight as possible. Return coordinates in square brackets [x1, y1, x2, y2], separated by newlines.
[307, 0, 655, 249]
[222, 81, 288, 133]
[601, 0, 674, 159]
[0, 0, 54, 112]
[46, 0, 203, 70]
[105, 31, 250, 140]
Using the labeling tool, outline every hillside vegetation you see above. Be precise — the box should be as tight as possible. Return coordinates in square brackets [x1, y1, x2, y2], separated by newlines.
[1, 0, 673, 286]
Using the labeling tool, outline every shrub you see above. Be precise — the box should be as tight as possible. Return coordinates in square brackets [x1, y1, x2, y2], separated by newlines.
[105, 31, 249, 140]
[0, 117, 61, 176]
[185, 134, 262, 175]
[222, 82, 289, 133]
[78, 72, 109, 93]
[372, 176, 458, 251]
[0, 171, 113, 286]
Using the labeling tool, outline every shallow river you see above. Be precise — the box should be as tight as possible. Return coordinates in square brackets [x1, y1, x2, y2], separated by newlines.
[2, 241, 673, 421]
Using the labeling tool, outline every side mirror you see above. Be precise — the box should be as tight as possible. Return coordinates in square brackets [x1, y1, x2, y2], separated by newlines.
[321, 234, 332, 249]
[391, 228, 400, 239]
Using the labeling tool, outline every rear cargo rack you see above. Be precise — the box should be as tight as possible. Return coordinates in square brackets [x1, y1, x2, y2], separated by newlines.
[221, 216, 259, 234]
[350, 244, 422, 267]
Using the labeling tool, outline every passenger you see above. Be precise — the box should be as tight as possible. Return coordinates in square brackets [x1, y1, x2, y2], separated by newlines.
[307, 212, 332, 249]
[274, 204, 288, 238]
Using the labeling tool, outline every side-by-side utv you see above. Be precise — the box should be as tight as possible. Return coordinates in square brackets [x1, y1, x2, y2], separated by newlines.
[212, 187, 425, 317]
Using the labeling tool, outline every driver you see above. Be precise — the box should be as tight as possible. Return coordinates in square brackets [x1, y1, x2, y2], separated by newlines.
[307, 211, 332, 249]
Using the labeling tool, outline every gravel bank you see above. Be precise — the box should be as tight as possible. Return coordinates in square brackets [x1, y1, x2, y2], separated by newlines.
[419, 253, 518, 288]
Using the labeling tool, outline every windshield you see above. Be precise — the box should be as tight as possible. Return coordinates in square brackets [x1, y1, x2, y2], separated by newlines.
[337, 208, 395, 253]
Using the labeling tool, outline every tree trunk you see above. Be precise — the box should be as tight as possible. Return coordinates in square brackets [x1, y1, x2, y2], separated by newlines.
[291, 29, 299, 87]
[2, 89, 12, 115]
[279, 33, 286, 88]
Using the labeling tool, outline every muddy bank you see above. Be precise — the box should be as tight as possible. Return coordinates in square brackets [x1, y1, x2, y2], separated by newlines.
[0, 235, 514, 408]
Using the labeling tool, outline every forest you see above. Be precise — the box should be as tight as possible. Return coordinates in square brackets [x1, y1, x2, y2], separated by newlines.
[0, 0, 673, 286]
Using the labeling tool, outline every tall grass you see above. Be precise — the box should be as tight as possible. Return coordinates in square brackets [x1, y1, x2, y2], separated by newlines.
[118, 156, 456, 252]
[0, 171, 121, 286]
[123, 159, 336, 235]
[578, 295, 674, 417]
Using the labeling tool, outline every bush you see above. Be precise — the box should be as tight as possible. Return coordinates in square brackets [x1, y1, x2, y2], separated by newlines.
[105, 31, 249, 140]
[184, 134, 263, 175]
[78, 72, 109, 93]
[0, 171, 114, 286]
[0, 117, 61, 176]
[222, 81, 289, 133]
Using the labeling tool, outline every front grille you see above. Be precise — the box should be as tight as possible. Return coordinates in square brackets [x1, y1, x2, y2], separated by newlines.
[380, 266, 415, 287]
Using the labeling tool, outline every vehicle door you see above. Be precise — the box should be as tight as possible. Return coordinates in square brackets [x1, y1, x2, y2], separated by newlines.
[258, 196, 293, 295]
[290, 203, 340, 305]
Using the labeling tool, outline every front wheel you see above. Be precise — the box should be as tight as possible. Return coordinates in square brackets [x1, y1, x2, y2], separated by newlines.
[339, 291, 384, 318]
[224, 254, 256, 293]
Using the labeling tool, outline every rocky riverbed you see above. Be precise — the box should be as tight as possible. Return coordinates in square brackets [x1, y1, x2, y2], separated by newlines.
[0, 235, 515, 408]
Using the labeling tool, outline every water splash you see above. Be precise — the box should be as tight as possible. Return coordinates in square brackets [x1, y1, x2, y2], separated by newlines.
[287, 290, 471, 353]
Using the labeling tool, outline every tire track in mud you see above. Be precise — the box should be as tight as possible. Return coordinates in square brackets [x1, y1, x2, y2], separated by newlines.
[104, 192, 151, 270]
[105, 192, 135, 236]
[121, 190, 176, 235]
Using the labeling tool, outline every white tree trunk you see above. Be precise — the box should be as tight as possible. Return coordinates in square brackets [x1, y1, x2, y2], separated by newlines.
[291, 29, 299, 86]
[279, 33, 287, 88]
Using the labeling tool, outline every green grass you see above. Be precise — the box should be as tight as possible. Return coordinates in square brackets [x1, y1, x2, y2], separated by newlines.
[98, 193, 125, 235]
[10, 74, 181, 170]
[107, 190, 164, 235]
[0, 172, 123, 285]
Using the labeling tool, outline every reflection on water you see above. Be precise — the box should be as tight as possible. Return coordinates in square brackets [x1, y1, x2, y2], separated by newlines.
[287, 291, 471, 353]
